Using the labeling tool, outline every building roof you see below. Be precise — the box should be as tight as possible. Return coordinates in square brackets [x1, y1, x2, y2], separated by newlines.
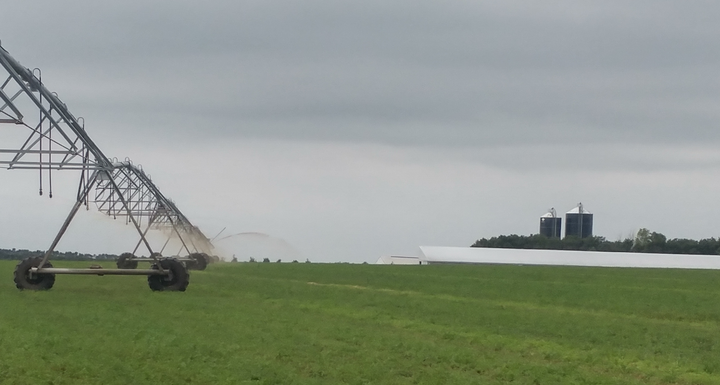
[540, 212, 559, 218]
[417, 246, 720, 269]
[375, 255, 421, 265]
[566, 206, 592, 214]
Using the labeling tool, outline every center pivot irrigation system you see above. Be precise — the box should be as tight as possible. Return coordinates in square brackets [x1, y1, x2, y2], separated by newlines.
[0, 42, 218, 291]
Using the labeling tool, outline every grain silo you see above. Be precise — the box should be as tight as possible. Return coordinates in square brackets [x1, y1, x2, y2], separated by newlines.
[539, 208, 562, 238]
[565, 203, 593, 238]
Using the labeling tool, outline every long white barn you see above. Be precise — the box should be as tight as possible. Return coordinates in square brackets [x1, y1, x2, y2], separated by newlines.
[377, 247, 720, 269]
[375, 255, 423, 265]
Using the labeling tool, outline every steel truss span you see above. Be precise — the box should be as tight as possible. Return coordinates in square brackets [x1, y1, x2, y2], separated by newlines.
[0, 41, 213, 291]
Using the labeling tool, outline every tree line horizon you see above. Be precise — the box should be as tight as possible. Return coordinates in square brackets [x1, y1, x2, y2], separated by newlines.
[472, 228, 720, 255]
[0, 248, 118, 261]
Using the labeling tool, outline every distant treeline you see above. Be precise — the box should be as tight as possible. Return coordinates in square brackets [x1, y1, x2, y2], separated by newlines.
[472, 228, 720, 255]
[0, 248, 118, 261]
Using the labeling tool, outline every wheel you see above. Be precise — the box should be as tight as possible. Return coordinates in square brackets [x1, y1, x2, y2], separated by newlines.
[186, 253, 208, 271]
[183, 255, 197, 270]
[116, 252, 138, 269]
[148, 258, 189, 292]
[14, 256, 55, 290]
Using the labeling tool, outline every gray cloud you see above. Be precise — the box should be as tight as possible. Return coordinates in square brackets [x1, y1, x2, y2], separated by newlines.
[2, 1, 720, 261]
[4, 0, 720, 150]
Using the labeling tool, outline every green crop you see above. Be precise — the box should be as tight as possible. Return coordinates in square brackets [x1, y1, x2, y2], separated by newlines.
[1, 261, 719, 384]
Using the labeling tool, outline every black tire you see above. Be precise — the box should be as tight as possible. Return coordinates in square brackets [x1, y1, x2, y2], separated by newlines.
[14, 256, 55, 290]
[148, 258, 189, 292]
[183, 254, 197, 270]
[186, 253, 208, 271]
[116, 252, 138, 269]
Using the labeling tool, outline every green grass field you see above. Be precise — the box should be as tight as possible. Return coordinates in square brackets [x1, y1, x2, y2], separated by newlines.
[2, 260, 720, 384]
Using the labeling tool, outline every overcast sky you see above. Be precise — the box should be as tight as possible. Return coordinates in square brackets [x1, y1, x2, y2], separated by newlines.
[1, 1, 720, 262]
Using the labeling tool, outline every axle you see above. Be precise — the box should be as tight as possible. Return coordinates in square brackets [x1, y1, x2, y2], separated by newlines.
[32, 267, 169, 276]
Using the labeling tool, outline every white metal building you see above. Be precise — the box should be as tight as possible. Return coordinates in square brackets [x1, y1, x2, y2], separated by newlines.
[375, 246, 720, 269]
[375, 255, 422, 265]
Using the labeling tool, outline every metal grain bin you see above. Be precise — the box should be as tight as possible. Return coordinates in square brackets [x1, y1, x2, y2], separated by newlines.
[539, 208, 562, 238]
[565, 203, 593, 238]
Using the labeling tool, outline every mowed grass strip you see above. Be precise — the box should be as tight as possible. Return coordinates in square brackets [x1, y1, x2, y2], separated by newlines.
[1, 261, 720, 384]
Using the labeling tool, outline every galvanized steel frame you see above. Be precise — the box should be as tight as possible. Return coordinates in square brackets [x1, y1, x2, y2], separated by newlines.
[0, 41, 212, 268]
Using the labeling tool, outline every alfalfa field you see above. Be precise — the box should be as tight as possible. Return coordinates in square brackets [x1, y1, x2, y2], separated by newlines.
[1, 260, 720, 384]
